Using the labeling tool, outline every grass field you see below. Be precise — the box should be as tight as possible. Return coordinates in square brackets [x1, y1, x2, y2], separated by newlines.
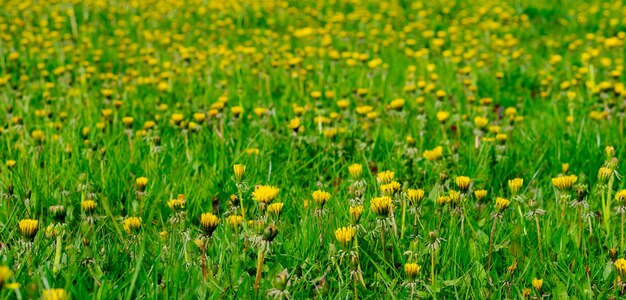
[1, 0, 626, 298]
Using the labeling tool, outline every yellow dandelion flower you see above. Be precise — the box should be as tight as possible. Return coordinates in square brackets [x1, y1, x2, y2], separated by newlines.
[376, 170, 395, 184]
[42, 288, 68, 300]
[123, 217, 141, 235]
[474, 189, 487, 201]
[312, 190, 331, 208]
[495, 197, 510, 212]
[407, 188, 425, 205]
[233, 164, 246, 183]
[371, 196, 392, 216]
[455, 176, 471, 192]
[349, 164, 363, 178]
[404, 263, 421, 279]
[18, 219, 38, 239]
[551, 175, 577, 191]
[252, 185, 280, 204]
[267, 202, 285, 216]
[532, 278, 543, 292]
[508, 178, 523, 194]
[423, 146, 444, 161]
[200, 213, 219, 236]
[335, 226, 356, 245]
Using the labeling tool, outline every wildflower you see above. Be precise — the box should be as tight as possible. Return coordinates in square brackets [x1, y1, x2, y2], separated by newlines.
[32, 130, 45, 143]
[388, 98, 405, 110]
[455, 176, 471, 192]
[407, 189, 425, 205]
[598, 167, 612, 182]
[245, 148, 260, 156]
[231, 106, 244, 118]
[508, 178, 523, 194]
[200, 213, 219, 236]
[474, 190, 487, 201]
[474, 116, 488, 128]
[335, 226, 356, 246]
[122, 117, 134, 128]
[380, 181, 401, 195]
[376, 170, 395, 184]
[436, 111, 450, 123]
[606, 146, 616, 158]
[288, 118, 301, 132]
[0, 266, 16, 289]
[81, 200, 97, 213]
[562, 163, 569, 174]
[404, 263, 421, 279]
[227, 215, 243, 228]
[423, 146, 443, 161]
[6, 160, 16, 169]
[532, 278, 543, 293]
[495, 197, 510, 212]
[233, 164, 246, 183]
[551, 175, 577, 191]
[167, 194, 186, 211]
[18, 219, 38, 240]
[350, 205, 363, 224]
[616, 190, 626, 204]
[42, 288, 68, 300]
[616, 258, 626, 277]
[123, 217, 141, 235]
[436, 195, 451, 206]
[349, 164, 363, 178]
[312, 190, 331, 208]
[371, 196, 392, 216]
[252, 185, 280, 204]
[136, 177, 148, 191]
[267, 202, 285, 217]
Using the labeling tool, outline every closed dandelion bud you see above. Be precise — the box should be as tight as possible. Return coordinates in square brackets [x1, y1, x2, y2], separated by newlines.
[49, 205, 66, 223]
[404, 263, 421, 279]
[334, 226, 356, 246]
[474, 189, 487, 202]
[263, 224, 279, 242]
[81, 200, 97, 214]
[428, 231, 437, 242]
[350, 255, 360, 270]
[252, 185, 280, 204]
[200, 213, 219, 236]
[267, 202, 284, 217]
[370, 196, 392, 216]
[273, 269, 289, 291]
[575, 185, 587, 199]
[606, 146, 616, 158]
[18, 219, 38, 240]
[123, 217, 141, 235]
[135, 177, 148, 191]
[562, 163, 569, 174]
[233, 164, 246, 183]
[495, 197, 510, 212]
[312, 190, 331, 208]
[508, 178, 523, 194]
[522, 288, 531, 298]
[349, 205, 363, 224]
[616, 190, 626, 204]
[598, 167, 612, 182]
[251, 220, 266, 235]
[439, 172, 448, 182]
[348, 164, 363, 178]
[407, 188, 425, 205]
[607, 157, 619, 170]
[42, 288, 68, 300]
[376, 170, 395, 184]
[455, 176, 471, 192]
[532, 278, 543, 293]
[610, 248, 618, 261]
[153, 136, 161, 146]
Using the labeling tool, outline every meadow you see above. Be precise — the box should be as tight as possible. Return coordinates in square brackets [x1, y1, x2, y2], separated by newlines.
[1, 0, 626, 298]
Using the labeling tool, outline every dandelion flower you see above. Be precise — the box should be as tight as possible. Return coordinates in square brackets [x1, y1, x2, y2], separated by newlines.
[42, 288, 68, 300]
[200, 213, 219, 236]
[371, 196, 392, 216]
[335, 226, 356, 245]
[474, 189, 487, 201]
[407, 188, 425, 205]
[455, 176, 471, 192]
[348, 164, 363, 178]
[312, 190, 331, 208]
[123, 217, 141, 235]
[495, 197, 510, 212]
[532, 278, 543, 293]
[404, 263, 421, 279]
[508, 178, 523, 194]
[252, 185, 280, 204]
[233, 164, 246, 183]
[376, 170, 395, 184]
[350, 205, 363, 224]
[18, 219, 38, 240]
[551, 175, 577, 191]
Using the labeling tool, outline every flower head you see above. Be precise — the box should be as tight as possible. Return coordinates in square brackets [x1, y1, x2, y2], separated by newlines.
[350, 205, 363, 224]
[598, 167, 612, 182]
[123, 217, 141, 235]
[376, 170, 395, 184]
[370, 196, 392, 216]
[267, 202, 285, 217]
[404, 263, 421, 279]
[81, 200, 97, 213]
[532, 278, 543, 293]
[42, 288, 68, 300]
[312, 190, 331, 208]
[616, 190, 626, 204]
[136, 177, 148, 191]
[348, 164, 363, 178]
[335, 226, 356, 246]
[423, 146, 443, 161]
[226, 215, 243, 228]
[615, 258, 626, 277]
[200, 213, 219, 236]
[380, 181, 401, 195]
[167, 194, 186, 211]
[474, 189, 487, 201]
[455, 176, 471, 192]
[18, 219, 38, 240]
[252, 185, 280, 204]
[552, 175, 577, 191]
[407, 188, 425, 205]
[495, 197, 510, 212]
[233, 164, 246, 183]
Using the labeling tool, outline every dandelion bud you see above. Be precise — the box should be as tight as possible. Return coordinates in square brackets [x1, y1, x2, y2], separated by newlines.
[233, 164, 246, 183]
[598, 167, 612, 182]
[267, 202, 284, 218]
[439, 172, 448, 182]
[49, 205, 66, 223]
[81, 200, 97, 214]
[561, 163, 569, 174]
[312, 190, 331, 208]
[263, 224, 279, 242]
[334, 226, 356, 246]
[349, 205, 363, 224]
[610, 248, 618, 261]
[575, 185, 587, 200]
[273, 269, 289, 291]
[522, 288, 531, 298]
[370, 196, 392, 216]
[508, 178, 523, 194]
[135, 177, 148, 191]
[200, 213, 219, 237]
[606, 146, 616, 158]
[532, 278, 543, 294]
[606, 157, 619, 170]
[18, 219, 38, 240]
[455, 176, 471, 192]
[428, 231, 438, 242]
[616, 190, 626, 204]
[407, 189, 425, 206]
[226, 215, 243, 228]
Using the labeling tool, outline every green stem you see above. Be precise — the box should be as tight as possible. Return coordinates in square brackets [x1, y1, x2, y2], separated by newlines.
[535, 215, 543, 262]
[254, 248, 266, 292]
[401, 198, 407, 239]
[430, 247, 436, 286]
[487, 217, 498, 271]
[53, 234, 62, 274]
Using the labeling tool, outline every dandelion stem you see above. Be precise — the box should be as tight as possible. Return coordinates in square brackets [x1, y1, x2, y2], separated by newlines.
[621, 212, 625, 251]
[430, 246, 436, 286]
[487, 216, 498, 271]
[354, 272, 358, 300]
[401, 197, 407, 239]
[53, 234, 62, 274]
[608, 176, 615, 233]
[380, 224, 386, 260]
[254, 248, 266, 292]
[535, 215, 543, 261]
[201, 246, 207, 281]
